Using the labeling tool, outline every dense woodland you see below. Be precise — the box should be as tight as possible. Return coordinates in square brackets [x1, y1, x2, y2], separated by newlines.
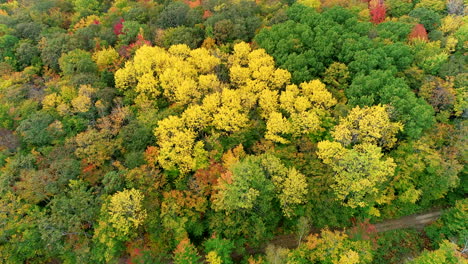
[0, 0, 466, 263]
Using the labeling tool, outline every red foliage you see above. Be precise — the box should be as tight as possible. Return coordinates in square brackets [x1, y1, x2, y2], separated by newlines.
[82, 161, 96, 174]
[114, 18, 124, 36]
[409, 24, 428, 41]
[93, 19, 100, 25]
[348, 219, 378, 244]
[184, 0, 202, 8]
[144, 146, 159, 166]
[203, 10, 212, 19]
[124, 33, 152, 57]
[192, 162, 225, 196]
[126, 248, 142, 264]
[370, 3, 386, 24]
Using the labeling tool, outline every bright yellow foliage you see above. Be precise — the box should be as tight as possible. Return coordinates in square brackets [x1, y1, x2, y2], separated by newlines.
[108, 189, 147, 237]
[229, 42, 291, 100]
[155, 116, 201, 173]
[263, 79, 335, 143]
[211, 89, 250, 132]
[206, 251, 223, 264]
[259, 89, 279, 118]
[71, 95, 92, 113]
[317, 141, 396, 209]
[42, 93, 62, 110]
[73, 15, 100, 31]
[277, 168, 308, 218]
[288, 229, 372, 264]
[93, 47, 119, 71]
[297, 0, 321, 9]
[332, 105, 403, 148]
[440, 15, 464, 34]
[115, 44, 221, 105]
[338, 250, 360, 264]
[415, 0, 446, 12]
[144, 42, 316, 173]
[300, 80, 337, 109]
[265, 112, 292, 144]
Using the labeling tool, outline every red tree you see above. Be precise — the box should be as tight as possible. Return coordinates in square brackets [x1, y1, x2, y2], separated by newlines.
[113, 18, 124, 36]
[370, 3, 386, 24]
[409, 24, 428, 41]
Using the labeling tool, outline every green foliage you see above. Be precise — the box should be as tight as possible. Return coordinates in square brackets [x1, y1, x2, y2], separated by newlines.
[38, 180, 97, 258]
[59, 49, 98, 76]
[0, 0, 465, 261]
[15, 41, 41, 69]
[391, 139, 462, 207]
[425, 199, 468, 247]
[409, 8, 441, 32]
[205, 0, 261, 43]
[157, 1, 190, 29]
[373, 229, 425, 264]
[210, 155, 282, 245]
[386, 0, 414, 17]
[162, 26, 205, 49]
[347, 70, 435, 139]
[204, 237, 235, 264]
[0, 34, 19, 68]
[256, 4, 372, 83]
[16, 112, 55, 147]
[40, 32, 77, 71]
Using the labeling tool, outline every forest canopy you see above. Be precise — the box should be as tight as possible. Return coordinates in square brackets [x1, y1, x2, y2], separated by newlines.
[0, 0, 466, 263]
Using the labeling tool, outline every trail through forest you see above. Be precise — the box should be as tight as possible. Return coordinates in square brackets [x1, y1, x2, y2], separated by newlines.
[265, 209, 442, 251]
[120, 209, 443, 263]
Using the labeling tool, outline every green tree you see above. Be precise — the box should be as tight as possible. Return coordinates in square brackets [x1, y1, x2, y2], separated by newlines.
[16, 112, 56, 147]
[426, 199, 468, 247]
[203, 237, 235, 264]
[409, 8, 441, 32]
[59, 49, 97, 77]
[162, 26, 205, 49]
[386, 0, 414, 17]
[347, 70, 435, 139]
[38, 180, 97, 261]
[210, 155, 280, 245]
[391, 139, 462, 207]
[157, 1, 190, 29]
[39, 33, 77, 71]
[173, 238, 200, 264]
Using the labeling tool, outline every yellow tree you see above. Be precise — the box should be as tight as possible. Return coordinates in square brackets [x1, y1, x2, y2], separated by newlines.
[260, 155, 308, 218]
[210, 89, 250, 133]
[108, 188, 147, 237]
[317, 141, 396, 213]
[286, 229, 372, 264]
[115, 44, 221, 105]
[229, 42, 291, 104]
[265, 112, 292, 144]
[332, 105, 403, 148]
[277, 168, 308, 218]
[155, 115, 207, 173]
[92, 47, 120, 71]
[264, 80, 337, 143]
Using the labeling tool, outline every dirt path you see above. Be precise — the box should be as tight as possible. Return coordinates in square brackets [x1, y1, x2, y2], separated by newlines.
[374, 210, 442, 233]
[267, 209, 443, 250]
[121, 209, 444, 263]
